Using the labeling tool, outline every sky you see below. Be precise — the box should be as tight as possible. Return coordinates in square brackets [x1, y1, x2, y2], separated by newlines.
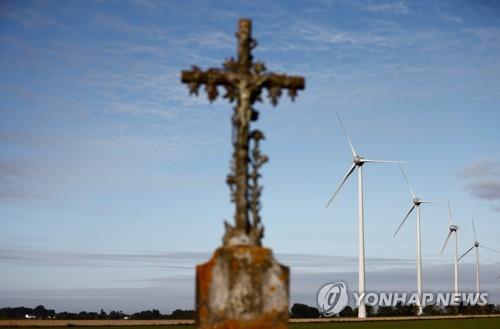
[1, 0, 500, 313]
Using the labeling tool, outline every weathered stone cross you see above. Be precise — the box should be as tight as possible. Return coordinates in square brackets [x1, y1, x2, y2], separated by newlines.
[181, 19, 304, 246]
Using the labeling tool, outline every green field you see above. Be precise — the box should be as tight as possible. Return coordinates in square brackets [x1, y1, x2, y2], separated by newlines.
[291, 318, 500, 328]
[3, 318, 500, 329]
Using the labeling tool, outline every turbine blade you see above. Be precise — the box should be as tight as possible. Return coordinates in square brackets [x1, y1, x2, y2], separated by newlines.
[458, 246, 475, 261]
[472, 218, 477, 242]
[480, 245, 500, 254]
[363, 159, 405, 164]
[446, 199, 454, 225]
[398, 164, 416, 199]
[336, 113, 357, 157]
[420, 200, 444, 204]
[325, 163, 357, 208]
[393, 204, 416, 237]
[440, 230, 453, 254]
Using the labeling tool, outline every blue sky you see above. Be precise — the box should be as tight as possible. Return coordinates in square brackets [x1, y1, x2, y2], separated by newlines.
[1, 0, 500, 313]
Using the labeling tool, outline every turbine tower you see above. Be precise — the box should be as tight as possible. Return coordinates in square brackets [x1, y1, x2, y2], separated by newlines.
[458, 219, 500, 295]
[393, 165, 441, 316]
[440, 199, 460, 305]
[325, 113, 402, 319]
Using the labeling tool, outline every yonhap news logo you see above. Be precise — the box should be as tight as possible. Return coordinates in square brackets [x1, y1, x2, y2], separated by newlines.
[317, 281, 489, 317]
[317, 282, 349, 316]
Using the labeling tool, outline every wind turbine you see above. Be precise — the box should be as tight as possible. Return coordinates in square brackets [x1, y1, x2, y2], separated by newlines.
[440, 200, 460, 305]
[325, 113, 403, 319]
[458, 219, 500, 295]
[393, 165, 441, 316]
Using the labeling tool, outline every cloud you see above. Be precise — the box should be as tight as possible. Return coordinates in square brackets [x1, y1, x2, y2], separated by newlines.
[289, 18, 448, 54]
[175, 31, 233, 50]
[292, 21, 402, 48]
[441, 13, 463, 24]
[0, 247, 415, 273]
[0, 2, 68, 30]
[459, 159, 500, 178]
[2, 247, 500, 312]
[0, 247, 208, 271]
[0, 158, 41, 200]
[2, 262, 500, 313]
[459, 159, 500, 211]
[464, 28, 500, 49]
[360, 1, 409, 15]
[466, 181, 500, 201]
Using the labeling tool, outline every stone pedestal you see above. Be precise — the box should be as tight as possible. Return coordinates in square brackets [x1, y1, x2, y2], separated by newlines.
[196, 246, 289, 329]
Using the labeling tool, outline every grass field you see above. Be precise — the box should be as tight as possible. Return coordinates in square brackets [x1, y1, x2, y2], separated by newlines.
[290, 318, 500, 328]
[2, 318, 500, 329]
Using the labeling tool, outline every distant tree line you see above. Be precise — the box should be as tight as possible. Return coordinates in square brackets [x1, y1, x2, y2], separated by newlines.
[3, 303, 500, 320]
[289, 302, 500, 318]
[0, 305, 195, 320]
[0, 305, 56, 320]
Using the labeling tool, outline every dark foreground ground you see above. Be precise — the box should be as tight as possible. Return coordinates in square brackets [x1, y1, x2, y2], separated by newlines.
[1, 317, 500, 329]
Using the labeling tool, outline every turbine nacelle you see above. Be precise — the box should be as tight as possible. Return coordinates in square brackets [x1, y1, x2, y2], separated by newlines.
[353, 155, 365, 166]
[413, 197, 422, 206]
[474, 241, 480, 248]
[449, 224, 459, 232]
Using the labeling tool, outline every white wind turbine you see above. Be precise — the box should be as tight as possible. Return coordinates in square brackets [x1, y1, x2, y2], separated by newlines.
[441, 199, 460, 304]
[325, 113, 403, 319]
[458, 219, 500, 295]
[393, 165, 442, 316]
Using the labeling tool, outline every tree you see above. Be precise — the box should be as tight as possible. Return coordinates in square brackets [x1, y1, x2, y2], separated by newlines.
[339, 306, 354, 317]
[423, 304, 443, 316]
[376, 305, 397, 317]
[130, 309, 162, 320]
[365, 305, 375, 316]
[108, 311, 126, 320]
[168, 309, 195, 319]
[98, 309, 107, 319]
[290, 303, 319, 318]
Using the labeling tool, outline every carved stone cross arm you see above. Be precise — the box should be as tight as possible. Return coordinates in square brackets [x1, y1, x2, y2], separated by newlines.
[181, 68, 232, 102]
[181, 68, 304, 106]
[260, 73, 305, 106]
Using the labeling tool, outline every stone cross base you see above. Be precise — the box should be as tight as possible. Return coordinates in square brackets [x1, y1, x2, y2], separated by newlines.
[196, 246, 289, 329]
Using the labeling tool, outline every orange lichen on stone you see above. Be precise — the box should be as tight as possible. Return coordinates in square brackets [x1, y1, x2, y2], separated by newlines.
[196, 246, 289, 329]
[208, 310, 288, 329]
[197, 253, 218, 324]
[248, 246, 270, 266]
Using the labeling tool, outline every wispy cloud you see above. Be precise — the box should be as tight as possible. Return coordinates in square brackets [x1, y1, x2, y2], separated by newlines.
[2, 262, 499, 313]
[459, 159, 500, 212]
[0, 157, 41, 200]
[289, 19, 445, 53]
[292, 21, 401, 48]
[0, 247, 206, 271]
[464, 27, 500, 49]
[441, 13, 463, 24]
[0, 247, 416, 273]
[0, 2, 68, 30]
[360, 1, 409, 15]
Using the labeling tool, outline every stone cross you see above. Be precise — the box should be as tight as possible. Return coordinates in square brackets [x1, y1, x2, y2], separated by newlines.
[181, 19, 305, 246]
